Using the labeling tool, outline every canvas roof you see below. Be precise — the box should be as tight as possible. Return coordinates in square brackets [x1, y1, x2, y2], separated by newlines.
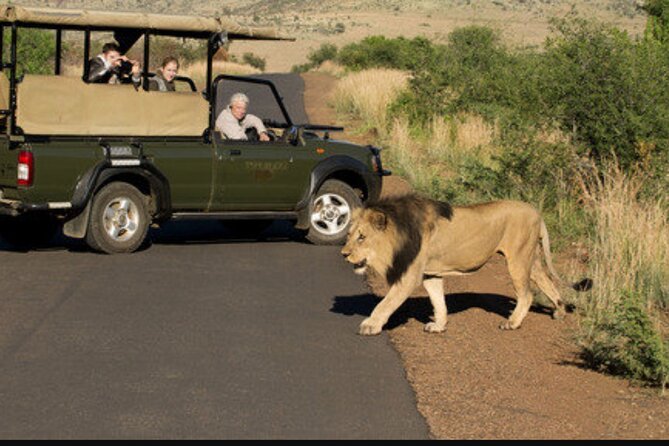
[0, 5, 291, 40]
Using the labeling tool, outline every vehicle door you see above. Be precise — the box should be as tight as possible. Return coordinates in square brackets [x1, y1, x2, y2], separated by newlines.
[142, 137, 214, 211]
[209, 76, 311, 211]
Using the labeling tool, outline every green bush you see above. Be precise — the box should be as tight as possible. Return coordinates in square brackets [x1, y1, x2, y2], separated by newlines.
[291, 43, 338, 72]
[3, 28, 58, 76]
[538, 18, 669, 168]
[337, 35, 439, 71]
[242, 52, 266, 71]
[581, 291, 669, 388]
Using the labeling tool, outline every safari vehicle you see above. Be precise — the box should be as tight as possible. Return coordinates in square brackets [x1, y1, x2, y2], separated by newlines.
[0, 6, 388, 253]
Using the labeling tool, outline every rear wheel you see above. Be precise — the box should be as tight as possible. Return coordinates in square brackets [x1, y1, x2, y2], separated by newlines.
[306, 179, 361, 245]
[85, 182, 150, 254]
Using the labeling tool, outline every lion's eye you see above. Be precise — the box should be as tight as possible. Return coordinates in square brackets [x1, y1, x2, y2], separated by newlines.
[357, 234, 366, 242]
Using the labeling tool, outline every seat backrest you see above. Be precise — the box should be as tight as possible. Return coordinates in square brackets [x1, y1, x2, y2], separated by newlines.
[16, 75, 209, 136]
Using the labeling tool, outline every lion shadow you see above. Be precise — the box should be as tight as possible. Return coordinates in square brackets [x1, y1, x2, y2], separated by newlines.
[331, 292, 555, 330]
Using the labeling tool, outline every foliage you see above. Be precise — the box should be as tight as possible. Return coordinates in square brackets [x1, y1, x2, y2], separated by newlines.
[2, 28, 58, 76]
[336, 35, 438, 71]
[291, 43, 338, 72]
[242, 52, 266, 71]
[642, 0, 669, 43]
[581, 291, 669, 388]
[539, 18, 669, 168]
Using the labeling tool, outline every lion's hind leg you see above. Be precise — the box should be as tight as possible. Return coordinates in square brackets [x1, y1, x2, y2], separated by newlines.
[501, 255, 535, 330]
[530, 253, 565, 320]
[423, 276, 447, 333]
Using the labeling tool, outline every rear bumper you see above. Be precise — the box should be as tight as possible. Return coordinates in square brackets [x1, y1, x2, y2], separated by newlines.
[0, 198, 71, 216]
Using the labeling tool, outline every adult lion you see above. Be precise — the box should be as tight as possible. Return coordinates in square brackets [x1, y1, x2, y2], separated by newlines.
[341, 194, 578, 336]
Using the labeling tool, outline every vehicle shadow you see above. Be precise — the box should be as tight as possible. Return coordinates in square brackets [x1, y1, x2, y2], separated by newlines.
[151, 219, 307, 246]
[331, 292, 555, 330]
[0, 219, 308, 253]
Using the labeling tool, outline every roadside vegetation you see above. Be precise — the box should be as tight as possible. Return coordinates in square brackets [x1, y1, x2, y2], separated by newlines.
[308, 5, 669, 388]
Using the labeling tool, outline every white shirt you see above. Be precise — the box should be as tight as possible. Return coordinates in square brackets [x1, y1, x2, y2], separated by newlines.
[215, 107, 267, 140]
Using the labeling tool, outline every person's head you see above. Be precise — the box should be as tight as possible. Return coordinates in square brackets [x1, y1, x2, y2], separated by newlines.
[160, 56, 179, 82]
[101, 42, 122, 66]
[229, 93, 250, 120]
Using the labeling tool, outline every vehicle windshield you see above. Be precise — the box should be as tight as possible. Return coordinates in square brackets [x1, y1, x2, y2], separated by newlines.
[215, 77, 292, 129]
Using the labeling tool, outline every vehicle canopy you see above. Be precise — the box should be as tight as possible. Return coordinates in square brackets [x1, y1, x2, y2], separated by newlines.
[0, 5, 292, 138]
[0, 5, 287, 40]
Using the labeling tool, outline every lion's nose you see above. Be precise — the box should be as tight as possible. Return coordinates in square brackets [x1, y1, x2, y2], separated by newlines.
[341, 250, 350, 258]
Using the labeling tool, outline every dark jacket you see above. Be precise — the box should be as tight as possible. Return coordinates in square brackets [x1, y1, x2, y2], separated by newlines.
[148, 71, 176, 92]
[87, 55, 141, 88]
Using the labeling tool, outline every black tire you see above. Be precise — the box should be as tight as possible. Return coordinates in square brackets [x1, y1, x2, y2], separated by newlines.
[85, 182, 150, 254]
[0, 215, 61, 249]
[306, 179, 361, 245]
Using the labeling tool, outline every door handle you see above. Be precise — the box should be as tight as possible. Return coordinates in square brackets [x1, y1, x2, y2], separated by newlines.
[230, 149, 242, 156]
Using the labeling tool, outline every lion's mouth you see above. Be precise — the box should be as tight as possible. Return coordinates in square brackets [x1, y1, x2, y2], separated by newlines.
[353, 259, 367, 274]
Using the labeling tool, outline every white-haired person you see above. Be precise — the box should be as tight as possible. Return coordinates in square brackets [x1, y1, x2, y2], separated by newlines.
[215, 92, 270, 141]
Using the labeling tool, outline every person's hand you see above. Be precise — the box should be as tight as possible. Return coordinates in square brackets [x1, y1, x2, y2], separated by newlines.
[260, 132, 270, 142]
[131, 60, 141, 77]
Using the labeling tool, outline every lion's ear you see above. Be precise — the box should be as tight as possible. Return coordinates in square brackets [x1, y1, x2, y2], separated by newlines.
[370, 210, 388, 231]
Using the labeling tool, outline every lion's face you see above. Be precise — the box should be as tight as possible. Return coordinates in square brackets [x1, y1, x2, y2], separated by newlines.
[341, 208, 392, 276]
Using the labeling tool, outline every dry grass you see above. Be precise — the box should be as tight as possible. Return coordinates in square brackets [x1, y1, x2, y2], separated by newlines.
[383, 112, 501, 194]
[332, 68, 410, 136]
[179, 60, 261, 90]
[576, 162, 669, 314]
[314, 60, 346, 78]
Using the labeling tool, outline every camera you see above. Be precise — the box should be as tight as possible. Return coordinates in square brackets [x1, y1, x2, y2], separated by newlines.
[118, 60, 134, 75]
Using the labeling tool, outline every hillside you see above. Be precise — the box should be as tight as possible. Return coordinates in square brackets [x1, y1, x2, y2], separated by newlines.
[7, 0, 648, 71]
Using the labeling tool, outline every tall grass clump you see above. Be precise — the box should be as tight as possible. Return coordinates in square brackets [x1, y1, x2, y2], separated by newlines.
[576, 162, 669, 388]
[332, 69, 409, 136]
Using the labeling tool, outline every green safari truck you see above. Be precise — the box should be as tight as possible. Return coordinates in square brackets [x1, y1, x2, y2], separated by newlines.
[0, 6, 389, 253]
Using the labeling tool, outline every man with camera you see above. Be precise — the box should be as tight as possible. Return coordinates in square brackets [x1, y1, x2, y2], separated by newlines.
[87, 42, 141, 88]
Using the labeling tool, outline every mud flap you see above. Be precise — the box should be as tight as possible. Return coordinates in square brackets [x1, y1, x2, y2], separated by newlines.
[63, 201, 92, 239]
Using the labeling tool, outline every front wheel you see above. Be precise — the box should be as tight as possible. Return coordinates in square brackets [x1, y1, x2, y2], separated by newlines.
[306, 179, 361, 245]
[85, 182, 150, 254]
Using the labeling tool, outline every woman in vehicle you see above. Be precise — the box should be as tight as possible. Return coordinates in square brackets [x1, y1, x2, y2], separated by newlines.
[148, 56, 179, 92]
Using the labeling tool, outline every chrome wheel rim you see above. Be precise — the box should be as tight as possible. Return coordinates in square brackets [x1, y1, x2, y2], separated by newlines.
[310, 193, 351, 236]
[102, 196, 140, 242]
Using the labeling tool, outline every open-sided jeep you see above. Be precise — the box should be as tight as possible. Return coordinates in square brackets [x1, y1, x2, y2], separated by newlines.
[0, 6, 389, 253]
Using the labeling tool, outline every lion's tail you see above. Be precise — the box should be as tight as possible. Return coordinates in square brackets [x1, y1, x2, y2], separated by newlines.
[540, 219, 593, 292]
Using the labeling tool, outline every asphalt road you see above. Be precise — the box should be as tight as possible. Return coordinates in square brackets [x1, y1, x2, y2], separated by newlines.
[0, 221, 429, 439]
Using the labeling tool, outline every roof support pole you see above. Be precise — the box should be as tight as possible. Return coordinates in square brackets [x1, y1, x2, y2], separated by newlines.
[206, 34, 215, 128]
[9, 23, 17, 135]
[83, 28, 90, 82]
[143, 31, 150, 91]
[0, 26, 4, 70]
[55, 29, 62, 75]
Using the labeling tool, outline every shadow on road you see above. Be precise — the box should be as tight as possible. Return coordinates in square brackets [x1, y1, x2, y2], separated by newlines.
[0, 219, 308, 253]
[331, 292, 555, 330]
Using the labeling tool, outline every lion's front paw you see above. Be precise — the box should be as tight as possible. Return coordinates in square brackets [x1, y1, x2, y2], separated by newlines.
[359, 318, 383, 336]
[499, 320, 520, 330]
[424, 322, 447, 333]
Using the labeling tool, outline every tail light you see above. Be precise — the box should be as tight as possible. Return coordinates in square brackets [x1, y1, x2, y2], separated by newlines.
[17, 150, 34, 187]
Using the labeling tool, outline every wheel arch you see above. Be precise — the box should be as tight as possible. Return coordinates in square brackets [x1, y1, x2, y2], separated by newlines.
[63, 163, 171, 239]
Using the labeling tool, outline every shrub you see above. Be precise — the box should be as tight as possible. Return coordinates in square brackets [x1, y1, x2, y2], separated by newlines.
[291, 43, 338, 72]
[3, 28, 58, 76]
[538, 18, 669, 168]
[581, 291, 669, 388]
[337, 35, 439, 71]
[242, 52, 266, 71]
